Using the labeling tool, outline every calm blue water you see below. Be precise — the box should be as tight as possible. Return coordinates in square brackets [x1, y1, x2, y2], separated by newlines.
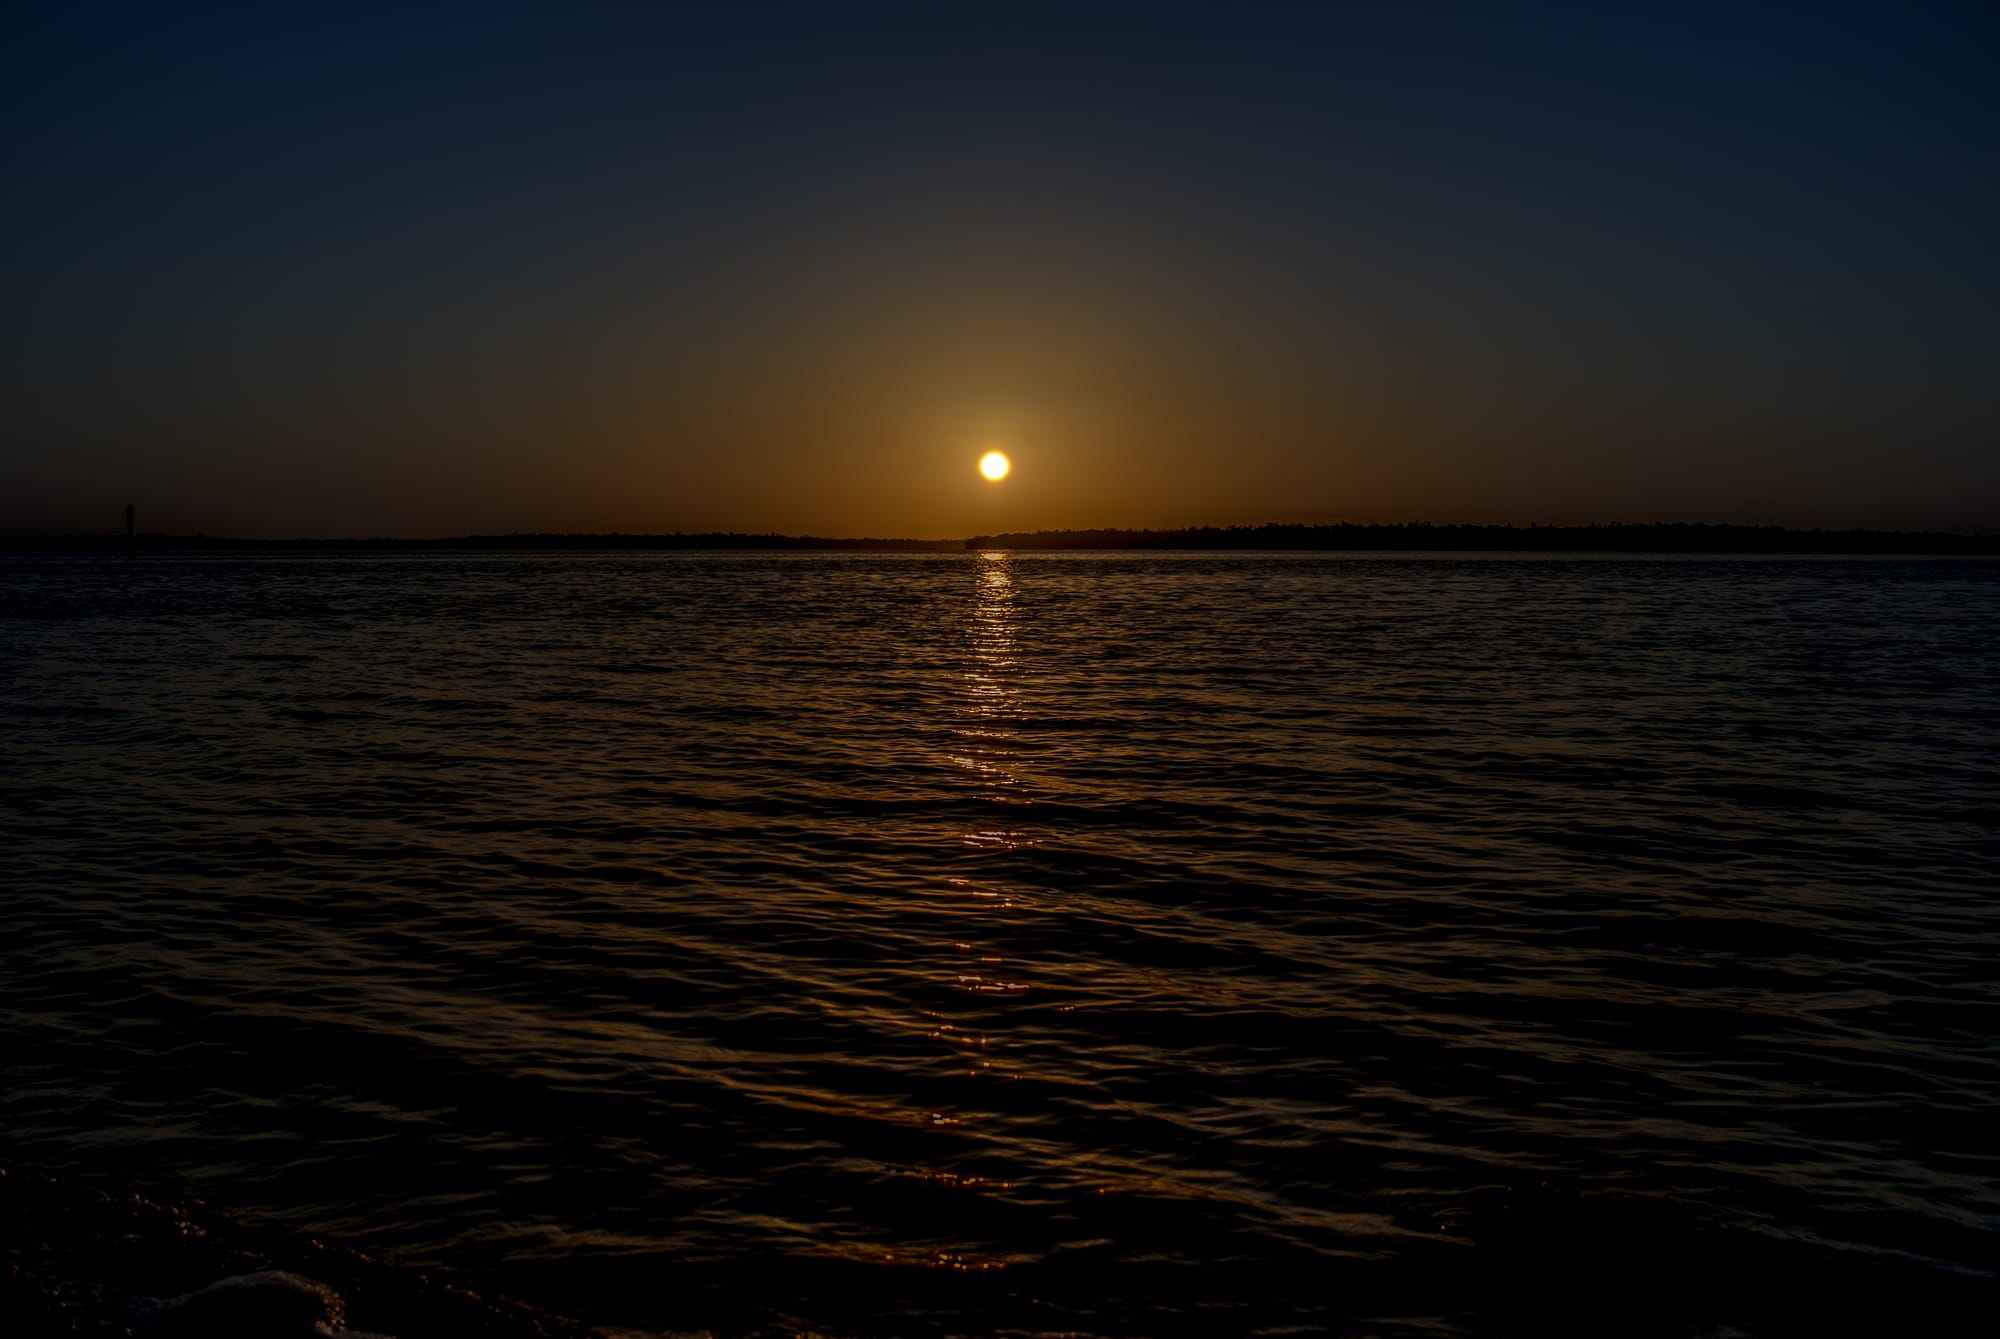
[3, 552, 1996, 1335]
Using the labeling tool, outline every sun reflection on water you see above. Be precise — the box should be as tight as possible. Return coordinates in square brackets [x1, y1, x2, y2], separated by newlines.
[960, 553, 1017, 723]
[949, 552, 1032, 820]
[912, 549, 1053, 1211]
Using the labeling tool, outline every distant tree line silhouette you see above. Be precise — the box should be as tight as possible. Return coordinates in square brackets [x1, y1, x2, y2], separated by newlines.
[961, 522, 2000, 554]
[6, 522, 1996, 554]
[2, 531, 951, 553]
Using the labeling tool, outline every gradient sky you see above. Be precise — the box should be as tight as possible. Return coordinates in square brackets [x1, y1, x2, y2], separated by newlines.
[4, 1, 1996, 538]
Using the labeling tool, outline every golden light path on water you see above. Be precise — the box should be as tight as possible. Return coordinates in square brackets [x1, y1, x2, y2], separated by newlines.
[956, 552, 1026, 845]
[909, 550, 1036, 1271]
[926, 551, 1396, 1272]
[953, 551, 1031, 985]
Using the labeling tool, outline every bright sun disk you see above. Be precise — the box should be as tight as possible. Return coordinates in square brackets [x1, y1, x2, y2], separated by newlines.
[979, 451, 1010, 481]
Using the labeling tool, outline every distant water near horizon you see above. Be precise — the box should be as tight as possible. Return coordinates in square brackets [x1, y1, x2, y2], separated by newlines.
[5, 552, 1997, 1336]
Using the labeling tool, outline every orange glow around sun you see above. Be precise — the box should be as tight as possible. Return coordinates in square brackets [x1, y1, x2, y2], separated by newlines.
[979, 451, 1010, 481]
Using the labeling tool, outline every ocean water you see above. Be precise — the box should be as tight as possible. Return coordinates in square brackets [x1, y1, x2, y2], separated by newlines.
[3, 552, 1996, 1336]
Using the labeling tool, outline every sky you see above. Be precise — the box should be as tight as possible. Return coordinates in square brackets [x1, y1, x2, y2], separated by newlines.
[3, 1, 1996, 538]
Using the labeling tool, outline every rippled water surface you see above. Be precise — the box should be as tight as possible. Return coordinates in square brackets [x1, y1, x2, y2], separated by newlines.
[4, 553, 1997, 1335]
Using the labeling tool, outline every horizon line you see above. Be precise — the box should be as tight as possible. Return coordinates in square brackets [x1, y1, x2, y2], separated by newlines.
[6, 519, 1999, 555]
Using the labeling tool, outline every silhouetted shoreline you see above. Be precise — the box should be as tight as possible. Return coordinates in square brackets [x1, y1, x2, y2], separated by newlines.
[6, 522, 1998, 555]
[0, 1164, 591, 1338]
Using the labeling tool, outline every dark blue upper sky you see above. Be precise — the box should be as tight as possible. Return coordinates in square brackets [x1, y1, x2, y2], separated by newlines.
[4, 1, 1996, 535]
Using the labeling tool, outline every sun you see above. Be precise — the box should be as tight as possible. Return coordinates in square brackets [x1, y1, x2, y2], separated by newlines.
[979, 451, 1011, 481]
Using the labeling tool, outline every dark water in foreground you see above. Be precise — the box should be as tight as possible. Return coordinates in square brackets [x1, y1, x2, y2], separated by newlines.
[4, 553, 1997, 1336]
